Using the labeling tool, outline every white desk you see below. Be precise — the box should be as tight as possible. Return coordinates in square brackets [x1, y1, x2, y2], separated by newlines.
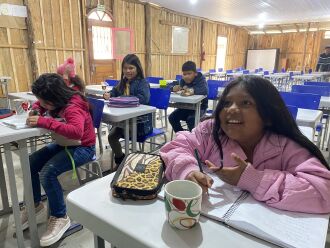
[296, 108, 323, 128]
[67, 174, 277, 248]
[292, 74, 320, 82]
[8, 92, 37, 103]
[169, 93, 206, 127]
[320, 96, 330, 109]
[0, 123, 48, 247]
[102, 104, 156, 153]
[86, 85, 113, 95]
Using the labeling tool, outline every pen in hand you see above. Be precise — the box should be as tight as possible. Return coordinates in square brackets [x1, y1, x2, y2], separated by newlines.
[194, 149, 210, 195]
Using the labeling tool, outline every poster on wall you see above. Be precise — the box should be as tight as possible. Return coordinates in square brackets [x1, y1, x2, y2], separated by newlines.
[245, 49, 279, 72]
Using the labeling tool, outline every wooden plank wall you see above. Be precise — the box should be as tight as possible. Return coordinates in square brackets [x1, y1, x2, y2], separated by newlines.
[0, 0, 31, 95]
[248, 31, 324, 71]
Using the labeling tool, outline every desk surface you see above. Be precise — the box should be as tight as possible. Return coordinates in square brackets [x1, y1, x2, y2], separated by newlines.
[296, 108, 323, 128]
[170, 93, 206, 104]
[67, 174, 276, 248]
[8, 92, 37, 102]
[86, 85, 113, 95]
[102, 104, 156, 123]
[0, 123, 47, 145]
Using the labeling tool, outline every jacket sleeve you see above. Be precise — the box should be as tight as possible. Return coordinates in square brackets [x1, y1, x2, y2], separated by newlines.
[160, 121, 211, 180]
[37, 105, 85, 140]
[135, 80, 150, 104]
[193, 78, 208, 96]
[167, 80, 179, 91]
[237, 139, 330, 213]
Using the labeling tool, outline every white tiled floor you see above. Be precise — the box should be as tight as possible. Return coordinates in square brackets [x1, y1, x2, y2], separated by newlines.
[0, 109, 330, 248]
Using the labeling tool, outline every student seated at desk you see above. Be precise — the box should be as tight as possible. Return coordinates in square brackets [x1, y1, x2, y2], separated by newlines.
[168, 61, 208, 132]
[103, 54, 152, 166]
[160, 76, 330, 214]
[22, 73, 96, 246]
[57, 57, 85, 93]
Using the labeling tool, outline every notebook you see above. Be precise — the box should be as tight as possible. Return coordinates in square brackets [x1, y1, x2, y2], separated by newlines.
[0, 114, 28, 129]
[159, 174, 329, 248]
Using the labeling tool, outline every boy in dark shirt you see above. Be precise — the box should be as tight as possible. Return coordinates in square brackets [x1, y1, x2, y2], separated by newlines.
[169, 61, 208, 132]
[316, 46, 330, 72]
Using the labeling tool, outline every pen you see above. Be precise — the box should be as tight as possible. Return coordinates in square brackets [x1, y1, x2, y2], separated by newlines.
[194, 149, 209, 195]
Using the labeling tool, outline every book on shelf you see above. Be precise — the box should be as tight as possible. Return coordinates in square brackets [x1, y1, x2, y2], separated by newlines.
[159, 174, 329, 248]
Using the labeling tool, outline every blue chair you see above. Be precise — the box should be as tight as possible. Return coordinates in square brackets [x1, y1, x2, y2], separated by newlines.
[292, 85, 330, 97]
[207, 80, 230, 88]
[226, 69, 233, 73]
[308, 69, 313, 74]
[175, 75, 182, 81]
[207, 82, 219, 115]
[105, 79, 118, 86]
[304, 81, 330, 88]
[292, 84, 330, 148]
[281, 68, 286, 72]
[255, 69, 259, 73]
[287, 105, 298, 119]
[197, 68, 202, 72]
[258, 67, 263, 71]
[243, 70, 249, 74]
[218, 68, 223, 72]
[263, 71, 269, 75]
[146, 77, 163, 84]
[209, 69, 216, 73]
[137, 88, 171, 152]
[280, 92, 321, 110]
[76, 97, 104, 185]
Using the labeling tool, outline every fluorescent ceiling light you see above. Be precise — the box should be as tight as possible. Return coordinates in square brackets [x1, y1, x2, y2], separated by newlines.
[250, 31, 265, 34]
[265, 30, 282, 34]
[299, 28, 307, 32]
[308, 28, 317, 31]
[282, 29, 297, 33]
[190, 0, 197, 4]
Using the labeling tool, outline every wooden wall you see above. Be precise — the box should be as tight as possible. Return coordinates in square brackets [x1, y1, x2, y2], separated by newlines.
[248, 31, 324, 71]
[1, 0, 327, 96]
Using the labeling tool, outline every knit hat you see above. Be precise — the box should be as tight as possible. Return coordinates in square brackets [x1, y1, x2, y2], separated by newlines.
[57, 57, 76, 78]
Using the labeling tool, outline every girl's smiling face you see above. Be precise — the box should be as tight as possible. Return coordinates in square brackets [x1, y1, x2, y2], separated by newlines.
[123, 63, 138, 81]
[219, 85, 265, 148]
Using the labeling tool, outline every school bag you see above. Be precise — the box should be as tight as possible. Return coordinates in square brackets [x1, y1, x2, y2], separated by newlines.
[111, 152, 165, 200]
[108, 96, 140, 108]
[0, 108, 14, 119]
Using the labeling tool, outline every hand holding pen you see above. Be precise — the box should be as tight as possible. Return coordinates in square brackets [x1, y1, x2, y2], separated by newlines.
[185, 149, 213, 195]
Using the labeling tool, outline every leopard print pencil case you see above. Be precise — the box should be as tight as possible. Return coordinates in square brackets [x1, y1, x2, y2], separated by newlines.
[110, 153, 165, 200]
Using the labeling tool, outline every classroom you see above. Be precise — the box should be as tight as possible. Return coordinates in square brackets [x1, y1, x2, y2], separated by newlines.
[1, 0, 330, 247]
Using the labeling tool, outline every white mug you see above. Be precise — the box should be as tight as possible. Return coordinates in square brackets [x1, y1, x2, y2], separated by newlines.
[164, 180, 202, 230]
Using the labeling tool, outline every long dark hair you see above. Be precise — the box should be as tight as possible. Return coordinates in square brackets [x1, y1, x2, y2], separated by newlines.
[70, 75, 85, 93]
[32, 73, 88, 117]
[212, 76, 329, 169]
[116, 54, 145, 93]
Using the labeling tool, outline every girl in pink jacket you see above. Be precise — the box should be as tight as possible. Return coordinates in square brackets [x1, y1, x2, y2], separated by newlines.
[160, 76, 330, 214]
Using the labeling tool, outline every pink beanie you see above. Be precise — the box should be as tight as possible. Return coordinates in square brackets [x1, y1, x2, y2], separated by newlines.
[57, 57, 76, 78]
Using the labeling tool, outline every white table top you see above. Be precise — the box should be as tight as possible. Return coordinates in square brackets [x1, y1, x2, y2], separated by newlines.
[67, 174, 276, 248]
[8, 92, 37, 102]
[320, 96, 330, 109]
[292, 75, 319, 80]
[170, 93, 206, 104]
[102, 104, 156, 123]
[264, 74, 289, 79]
[0, 123, 47, 145]
[86, 85, 113, 95]
[296, 108, 323, 128]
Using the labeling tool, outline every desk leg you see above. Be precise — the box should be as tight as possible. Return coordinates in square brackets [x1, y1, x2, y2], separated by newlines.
[0, 154, 11, 215]
[17, 139, 40, 248]
[131, 117, 137, 152]
[3, 143, 25, 247]
[94, 234, 105, 248]
[124, 120, 129, 155]
[194, 102, 201, 128]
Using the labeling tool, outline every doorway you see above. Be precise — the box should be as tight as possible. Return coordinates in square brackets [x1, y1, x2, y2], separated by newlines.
[87, 9, 116, 84]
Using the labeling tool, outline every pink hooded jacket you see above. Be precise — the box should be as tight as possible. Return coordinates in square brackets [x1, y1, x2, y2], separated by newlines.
[32, 94, 95, 147]
[160, 119, 330, 214]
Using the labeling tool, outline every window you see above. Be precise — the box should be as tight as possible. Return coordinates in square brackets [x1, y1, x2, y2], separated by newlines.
[325, 31, 330, 39]
[172, 26, 189, 54]
[216, 36, 227, 70]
